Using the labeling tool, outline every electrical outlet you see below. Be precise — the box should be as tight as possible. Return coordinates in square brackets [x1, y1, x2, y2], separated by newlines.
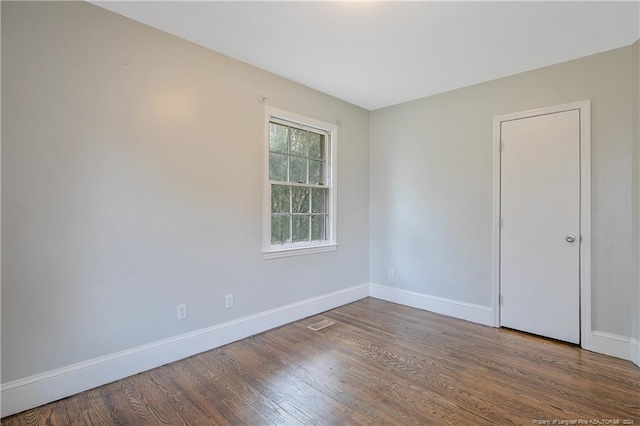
[225, 293, 234, 309]
[388, 269, 394, 279]
[177, 303, 187, 320]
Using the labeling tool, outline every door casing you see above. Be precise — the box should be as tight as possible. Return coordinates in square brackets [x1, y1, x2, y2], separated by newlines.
[492, 100, 592, 350]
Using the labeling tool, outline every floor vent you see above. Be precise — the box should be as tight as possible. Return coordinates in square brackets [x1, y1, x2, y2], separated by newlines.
[307, 319, 335, 331]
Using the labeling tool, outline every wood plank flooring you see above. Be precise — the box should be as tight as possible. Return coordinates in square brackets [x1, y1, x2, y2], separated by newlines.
[3, 298, 639, 425]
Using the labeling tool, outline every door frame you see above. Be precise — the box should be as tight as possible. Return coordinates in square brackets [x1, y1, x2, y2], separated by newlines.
[492, 100, 592, 350]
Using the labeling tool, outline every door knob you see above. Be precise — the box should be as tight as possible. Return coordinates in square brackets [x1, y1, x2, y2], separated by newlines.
[565, 234, 576, 243]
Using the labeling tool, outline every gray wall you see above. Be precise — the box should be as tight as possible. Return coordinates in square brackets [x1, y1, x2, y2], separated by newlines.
[1, 2, 370, 383]
[370, 45, 638, 338]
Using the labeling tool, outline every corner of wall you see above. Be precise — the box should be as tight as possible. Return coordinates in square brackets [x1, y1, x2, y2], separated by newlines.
[632, 338, 640, 367]
[368, 283, 495, 327]
[633, 39, 640, 366]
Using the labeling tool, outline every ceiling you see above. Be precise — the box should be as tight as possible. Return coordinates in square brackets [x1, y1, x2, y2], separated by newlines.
[92, 1, 639, 111]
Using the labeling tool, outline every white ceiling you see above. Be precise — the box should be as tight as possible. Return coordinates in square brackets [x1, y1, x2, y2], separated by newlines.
[92, 1, 639, 111]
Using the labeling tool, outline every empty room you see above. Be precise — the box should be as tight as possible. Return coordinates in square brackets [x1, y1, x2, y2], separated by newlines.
[2, 1, 639, 424]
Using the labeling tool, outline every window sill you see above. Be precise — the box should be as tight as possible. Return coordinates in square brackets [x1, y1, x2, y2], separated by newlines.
[262, 244, 338, 260]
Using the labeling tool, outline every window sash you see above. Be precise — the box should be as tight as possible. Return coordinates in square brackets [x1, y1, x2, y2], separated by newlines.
[268, 121, 330, 187]
[270, 182, 329, 245]
[270, 213, 329, 245]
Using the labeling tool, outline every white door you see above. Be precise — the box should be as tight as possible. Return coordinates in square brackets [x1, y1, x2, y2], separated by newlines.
[500, 109, 580, 344]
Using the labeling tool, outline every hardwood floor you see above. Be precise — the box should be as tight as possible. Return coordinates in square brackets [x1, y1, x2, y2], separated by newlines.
[3, 298, 639, 425]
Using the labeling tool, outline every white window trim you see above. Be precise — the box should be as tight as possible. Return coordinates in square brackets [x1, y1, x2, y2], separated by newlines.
[262, 107, 338, 259]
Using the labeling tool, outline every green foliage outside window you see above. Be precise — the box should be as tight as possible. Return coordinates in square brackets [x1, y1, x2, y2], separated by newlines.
[269, 122, 328, 245]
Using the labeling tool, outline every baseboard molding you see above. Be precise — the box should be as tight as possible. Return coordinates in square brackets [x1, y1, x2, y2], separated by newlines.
[0, 284, 369, 417]
[590, 331, 633, 361]
[631, 338, 639, 367]
[369, 283, 494, 327]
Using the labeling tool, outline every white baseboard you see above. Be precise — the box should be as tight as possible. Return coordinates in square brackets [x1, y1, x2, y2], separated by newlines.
[631, 338, 639, 367]
[0, 284, 369, 417]
[369, 283, 494, 327]
[590, 331, 633, 361]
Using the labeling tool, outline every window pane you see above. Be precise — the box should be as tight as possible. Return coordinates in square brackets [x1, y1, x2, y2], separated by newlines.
[309, 160, 324, 185]
[311, 215, 326, 241]
[269, 123, 288, 153]
[289, 157, 307, 184]
[271, 215, 290, 244]
[290, 128, 308, 157]
[292, 187, 310, 213]
[269, 153, 287, 181]
[292, 215, 310, 243]
[271, 185, 290, 214]
[309, 133, 323, 159]
[311, 188, 326, 213]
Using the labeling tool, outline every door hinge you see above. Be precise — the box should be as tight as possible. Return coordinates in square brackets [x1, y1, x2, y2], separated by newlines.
[499, 217, 503, 228]
[499, 141, 504, 152]
[499, 295, 504, 305]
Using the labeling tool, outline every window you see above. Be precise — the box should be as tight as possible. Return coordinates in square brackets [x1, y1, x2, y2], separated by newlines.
[263, 107, 337, 259]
